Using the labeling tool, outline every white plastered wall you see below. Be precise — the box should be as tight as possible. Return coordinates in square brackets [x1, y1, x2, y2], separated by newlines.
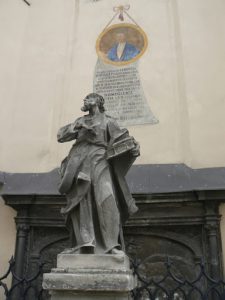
[1, 0, 225, 172]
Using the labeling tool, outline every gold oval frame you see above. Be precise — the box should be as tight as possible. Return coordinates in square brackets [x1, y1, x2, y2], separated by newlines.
[96, 23, 148, 66]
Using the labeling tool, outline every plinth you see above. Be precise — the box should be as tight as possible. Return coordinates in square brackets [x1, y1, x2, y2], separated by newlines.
[42, 253, 136, 300]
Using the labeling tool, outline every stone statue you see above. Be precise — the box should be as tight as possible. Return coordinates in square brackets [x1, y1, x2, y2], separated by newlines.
[57, 93, 139, 255]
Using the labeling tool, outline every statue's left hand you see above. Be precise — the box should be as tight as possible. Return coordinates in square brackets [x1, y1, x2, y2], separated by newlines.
[131, 141, 140, 157]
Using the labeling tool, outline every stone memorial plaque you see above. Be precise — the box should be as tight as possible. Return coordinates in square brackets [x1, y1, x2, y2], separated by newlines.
[93, 59, 158, 126]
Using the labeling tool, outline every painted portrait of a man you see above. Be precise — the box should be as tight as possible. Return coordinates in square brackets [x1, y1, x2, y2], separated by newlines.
[107, 32, 140, 62]
[96, 23, 148, 66]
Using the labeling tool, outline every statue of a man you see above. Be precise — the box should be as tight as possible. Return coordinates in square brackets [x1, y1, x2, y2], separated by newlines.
[57, 93, 139, 254]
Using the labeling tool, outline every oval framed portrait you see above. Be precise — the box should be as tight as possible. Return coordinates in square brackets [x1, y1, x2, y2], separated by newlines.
[96, 23, 148, 66]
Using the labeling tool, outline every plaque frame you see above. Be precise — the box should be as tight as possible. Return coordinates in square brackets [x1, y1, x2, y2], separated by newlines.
[96, 23, 148, 66]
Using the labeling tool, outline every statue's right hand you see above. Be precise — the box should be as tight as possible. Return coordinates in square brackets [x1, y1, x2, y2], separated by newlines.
[74, 122, 83, 130]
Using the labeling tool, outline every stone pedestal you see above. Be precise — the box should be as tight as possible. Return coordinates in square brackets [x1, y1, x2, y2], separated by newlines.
[43, 254, 136, 300]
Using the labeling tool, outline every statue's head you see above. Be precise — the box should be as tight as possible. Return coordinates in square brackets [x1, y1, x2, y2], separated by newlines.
[82, 93, 105, 113]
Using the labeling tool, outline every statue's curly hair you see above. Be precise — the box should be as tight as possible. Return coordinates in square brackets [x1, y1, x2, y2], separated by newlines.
[86, 93, 105, 112]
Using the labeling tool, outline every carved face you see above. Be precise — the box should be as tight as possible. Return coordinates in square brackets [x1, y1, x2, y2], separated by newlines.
[82, 95, 97, 111]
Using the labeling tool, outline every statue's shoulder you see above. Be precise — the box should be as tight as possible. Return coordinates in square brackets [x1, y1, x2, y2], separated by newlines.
[74, 116, 84, 123]
[105, 114, 117, 122]
[105, 114, 123, 132]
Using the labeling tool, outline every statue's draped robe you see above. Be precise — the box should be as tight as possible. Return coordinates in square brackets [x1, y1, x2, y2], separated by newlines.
[57, 113, 136, 253]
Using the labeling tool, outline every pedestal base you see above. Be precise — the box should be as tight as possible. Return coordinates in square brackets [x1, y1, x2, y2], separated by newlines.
[50, 291, 130, 300]
[43, 254, 136, 300]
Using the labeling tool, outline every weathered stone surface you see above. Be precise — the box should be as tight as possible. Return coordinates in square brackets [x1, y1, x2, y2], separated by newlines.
[50, 290, 131, 300]
[43, 270, 135, 291]
[57, 253, 130, 270]
[43, 253, 136, 299]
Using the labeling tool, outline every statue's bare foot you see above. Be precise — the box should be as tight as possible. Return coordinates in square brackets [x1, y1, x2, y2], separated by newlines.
[110, 248, 124, 255]
[61, 247, 79, 254]
[128, 200, 138, 215]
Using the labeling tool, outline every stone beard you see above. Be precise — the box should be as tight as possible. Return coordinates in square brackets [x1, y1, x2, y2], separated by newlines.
[57, 93, 139, 255]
